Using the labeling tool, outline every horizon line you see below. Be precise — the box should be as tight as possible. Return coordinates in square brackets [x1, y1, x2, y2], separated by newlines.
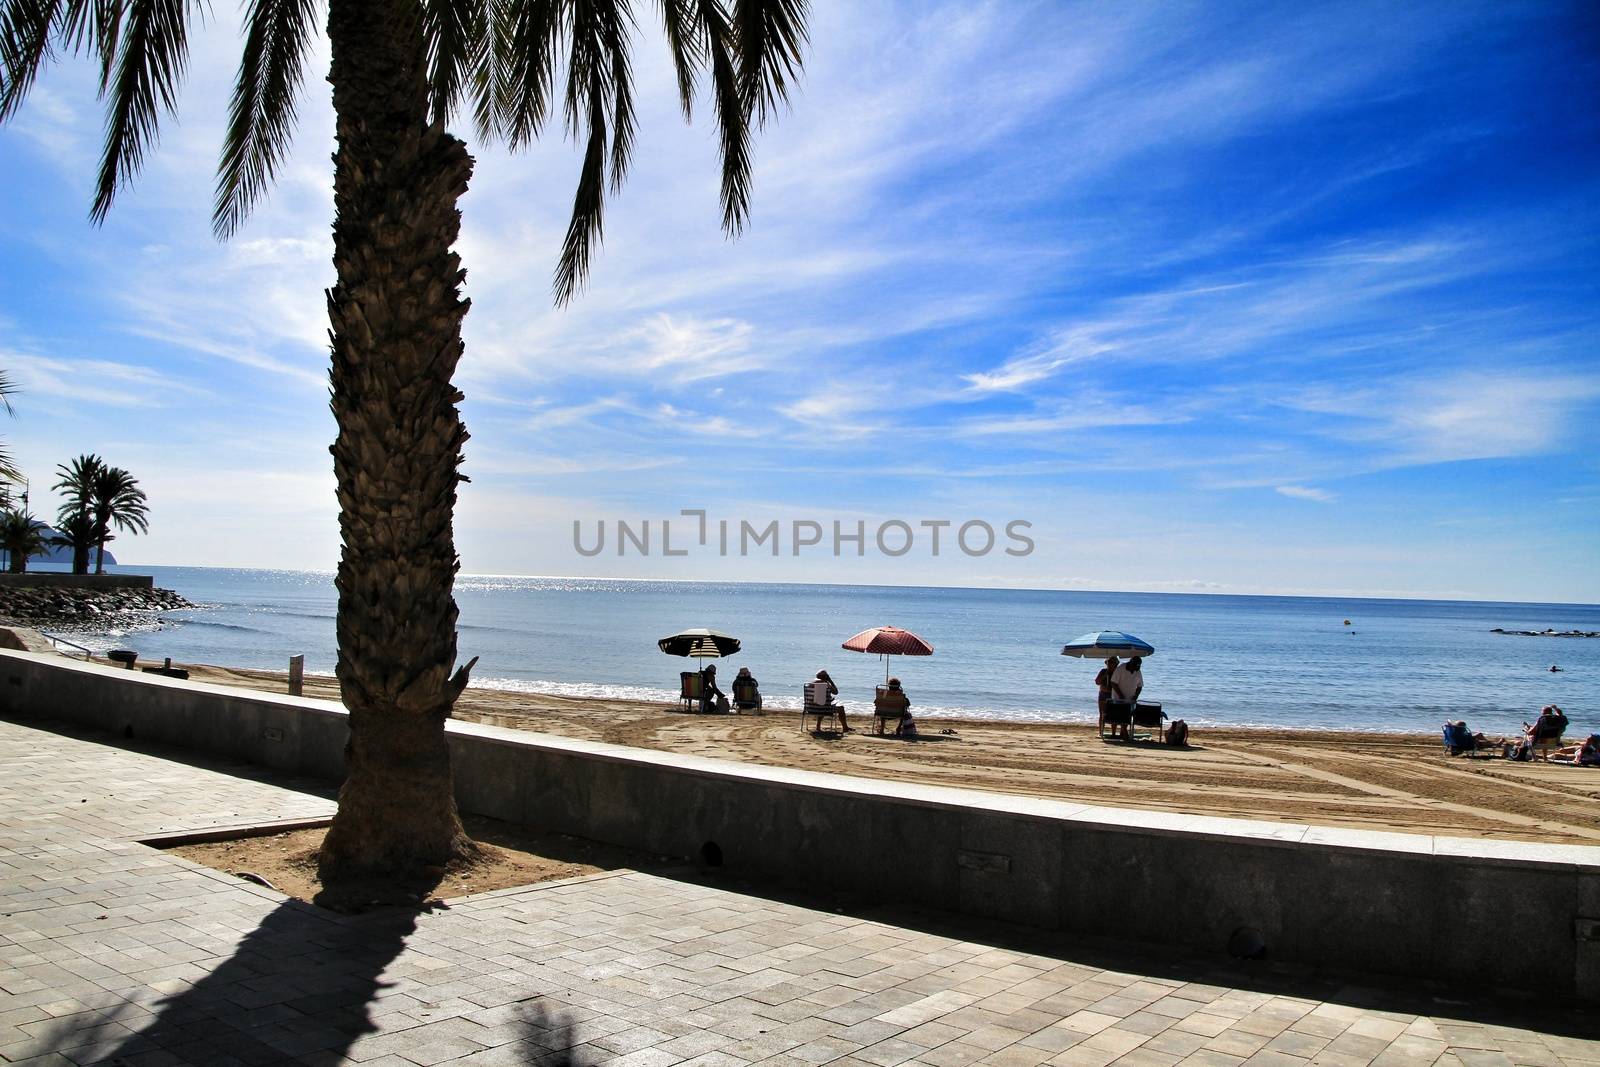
[60, 561, 1600, 610]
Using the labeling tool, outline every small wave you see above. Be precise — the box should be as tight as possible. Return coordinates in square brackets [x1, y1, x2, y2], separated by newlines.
[471, 676, 681, 704]
[462, 676, 1450, 732]
[164, 618, 263, 634]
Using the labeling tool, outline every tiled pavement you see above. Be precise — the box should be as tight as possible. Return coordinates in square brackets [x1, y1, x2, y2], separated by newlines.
[1, 717, 1595, 1067]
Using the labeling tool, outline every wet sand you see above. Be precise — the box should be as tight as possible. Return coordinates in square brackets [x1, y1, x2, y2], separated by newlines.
[183, 662, 1600, 846]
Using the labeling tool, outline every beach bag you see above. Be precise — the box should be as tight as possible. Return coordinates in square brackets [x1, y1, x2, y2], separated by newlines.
[715, 693, 730, 714]
[1166, 719, 1188, 747]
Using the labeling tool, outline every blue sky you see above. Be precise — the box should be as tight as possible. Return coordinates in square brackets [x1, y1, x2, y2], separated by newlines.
[2, 1, 1597, 601]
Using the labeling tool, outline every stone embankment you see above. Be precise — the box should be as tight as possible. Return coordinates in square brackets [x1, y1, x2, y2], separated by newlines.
[0, 584, 192, 629]
[1490, 628, 1600, 638]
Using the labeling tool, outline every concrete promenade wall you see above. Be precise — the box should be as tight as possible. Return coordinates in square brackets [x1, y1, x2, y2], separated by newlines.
[0, 572, 154, 590]
[2, 648, 1596, 1001]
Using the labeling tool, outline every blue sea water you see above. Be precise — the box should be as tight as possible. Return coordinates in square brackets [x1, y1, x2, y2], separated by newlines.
[51, 566, 1600, 735]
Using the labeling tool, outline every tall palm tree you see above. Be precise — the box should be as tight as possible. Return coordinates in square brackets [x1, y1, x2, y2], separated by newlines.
[0, 371, 20, 485]
[52, 454, 104, 575]
[1, 0, 807, 880]
[0, 510, 49, 573]
[89, 466, 149, 573]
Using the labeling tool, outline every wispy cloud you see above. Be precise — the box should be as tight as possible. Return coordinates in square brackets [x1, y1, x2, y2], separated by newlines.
[2, 350, 209, 408]
[1276, 486, 1336, 503]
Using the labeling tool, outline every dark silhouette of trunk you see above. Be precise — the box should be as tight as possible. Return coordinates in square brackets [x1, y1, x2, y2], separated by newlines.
[317, 0, 478, 879]
[72, 542, 90, 574]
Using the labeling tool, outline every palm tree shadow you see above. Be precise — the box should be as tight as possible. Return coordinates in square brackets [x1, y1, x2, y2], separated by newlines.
[52, 897, 572, 1065]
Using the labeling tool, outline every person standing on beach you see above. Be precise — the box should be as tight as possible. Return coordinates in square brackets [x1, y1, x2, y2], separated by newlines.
[1095, 656, 1120, 737]
[1112, 656, 1144, 710]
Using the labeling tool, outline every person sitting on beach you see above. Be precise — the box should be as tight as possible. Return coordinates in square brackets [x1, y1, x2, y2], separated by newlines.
[1519, 704, 1568, 761]
[733, 666, 762, 711]
[1095, 656, 1122, 739]
[808, 669, 850, 731]
[876, 677, 916, 736]
[700, 664, 727, 714]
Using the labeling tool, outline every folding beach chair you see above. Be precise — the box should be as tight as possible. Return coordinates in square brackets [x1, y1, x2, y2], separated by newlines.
[678, 671, 702, 713]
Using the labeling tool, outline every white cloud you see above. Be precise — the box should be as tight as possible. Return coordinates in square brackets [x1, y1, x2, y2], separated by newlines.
[1276, 485, 1335, 502]
[2, 350, 208, 408]
[1287, 369, 1600, 466]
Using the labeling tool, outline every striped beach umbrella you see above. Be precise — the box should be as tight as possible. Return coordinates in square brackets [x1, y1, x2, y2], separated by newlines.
[1059, 631, 1156, 658]
[658, 628, 741, 659]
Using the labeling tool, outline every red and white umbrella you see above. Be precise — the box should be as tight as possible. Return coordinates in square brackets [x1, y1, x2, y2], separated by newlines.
[842, 625, 934, 682]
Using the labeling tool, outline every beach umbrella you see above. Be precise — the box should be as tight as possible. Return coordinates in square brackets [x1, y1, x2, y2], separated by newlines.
[842, 625, 934, 682]
[657, 628, 741, 660]
[659, 627, 741, 704]
[1059, 631, 1156, 659]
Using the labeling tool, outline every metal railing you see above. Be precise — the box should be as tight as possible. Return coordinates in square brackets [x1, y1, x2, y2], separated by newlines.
[39, 631, 94, 658]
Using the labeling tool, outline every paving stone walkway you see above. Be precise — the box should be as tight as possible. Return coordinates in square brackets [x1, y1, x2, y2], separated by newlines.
[1, 716, 1595, 1067]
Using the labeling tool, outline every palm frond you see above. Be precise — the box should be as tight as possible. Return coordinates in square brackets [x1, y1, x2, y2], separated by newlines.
[500, 0, 565, 148]
[732, 0, 804, 127]
[0, 369, 15, 416]
[91, 0, 199, 223]
[551, 0, 633, 299]
[696, 0, 750, 234]
[213, 0, 317, 238]
[424, 0, 486, 125]
[553, 69, 607, 305]
[0, 0, 65, 121]
[604, 3, 634, 191]
[656, 0, 699, 119]
[466, 0, 508, 139]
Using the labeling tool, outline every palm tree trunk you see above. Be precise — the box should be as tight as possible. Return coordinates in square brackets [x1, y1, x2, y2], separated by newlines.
[317, 0, 478, 880]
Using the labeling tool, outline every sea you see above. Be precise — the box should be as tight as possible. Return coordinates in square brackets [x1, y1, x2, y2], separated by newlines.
[43, 566, 1600, 736]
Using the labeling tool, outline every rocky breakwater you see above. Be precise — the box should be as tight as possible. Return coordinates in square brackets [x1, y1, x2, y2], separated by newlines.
[0, 584, 193, 630]
[1490, 628, 1600, 638]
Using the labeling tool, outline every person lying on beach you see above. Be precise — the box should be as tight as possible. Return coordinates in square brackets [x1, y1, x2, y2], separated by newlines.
[1549, 734, 1600, 766]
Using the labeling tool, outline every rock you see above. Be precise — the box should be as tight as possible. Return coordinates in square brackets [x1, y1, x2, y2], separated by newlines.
[0, 583, 194, 631]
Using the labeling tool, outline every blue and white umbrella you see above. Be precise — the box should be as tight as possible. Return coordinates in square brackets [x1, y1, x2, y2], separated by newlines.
[1060, 631, 1155, 659]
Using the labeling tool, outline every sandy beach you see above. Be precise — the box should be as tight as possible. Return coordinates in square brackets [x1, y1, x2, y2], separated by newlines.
[168, 661, 1600, 847]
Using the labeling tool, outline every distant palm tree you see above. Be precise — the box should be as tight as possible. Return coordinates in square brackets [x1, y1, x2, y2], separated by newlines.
[53, 454, 105, 575]
[0, 510, 49, 574]
[48, 512, 100, 571]
[3, 0, 808, 883]
[89, 467, 148, 574]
